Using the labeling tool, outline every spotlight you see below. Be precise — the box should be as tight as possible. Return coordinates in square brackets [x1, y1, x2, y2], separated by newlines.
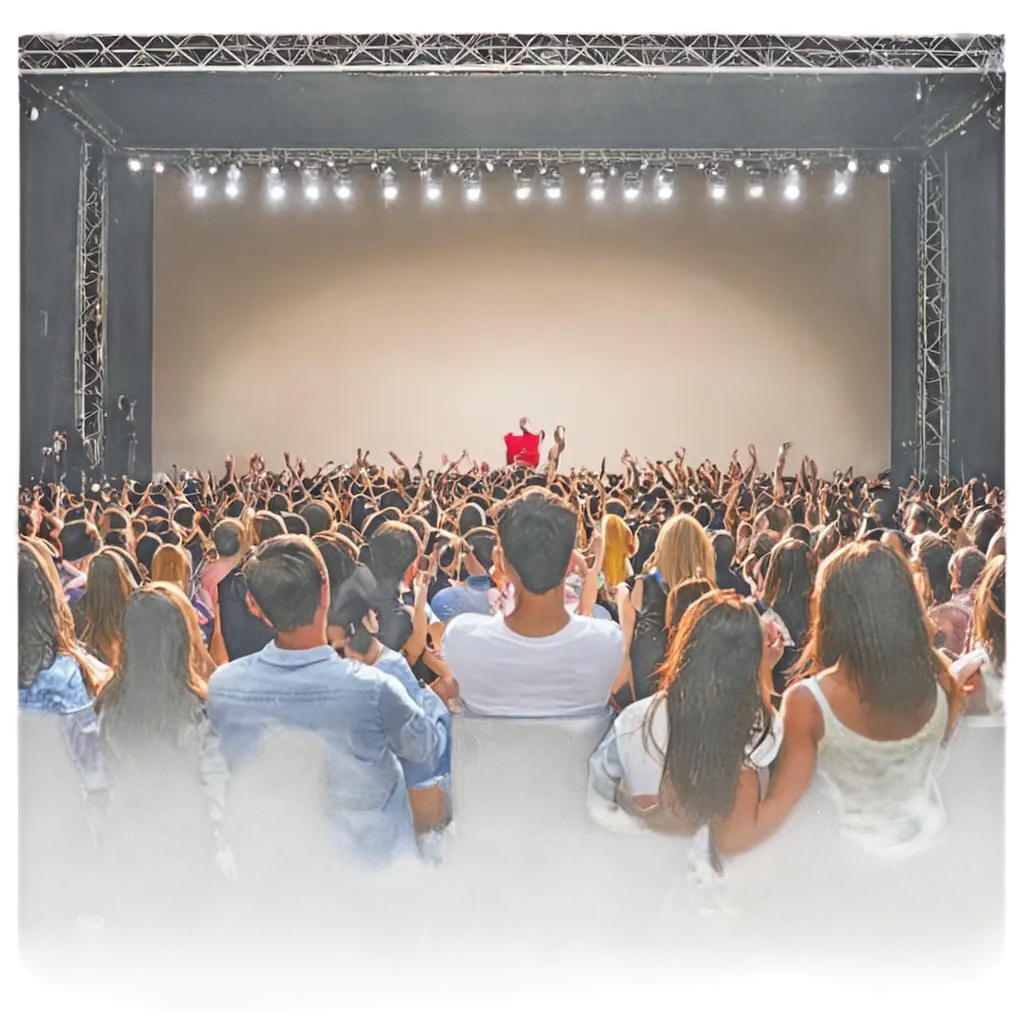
[465, 167, 482, 203]
[127, 157, 143, 174]
[878, 158, 892, 175]
[514, 167, 535, 200]
[424, 170, 442, 202]
[187, 170, 208, 200]
[832, 170, 851, 197]
[734, 157, 745, 168]
[746, 167, 767, 199]
[333, 166, 353, 200]
[484, 159, 495, 172]
[153, 161, 165, 174]
[588, 169, 607, 202]
[707, 165, 728, 201]
[656, 165, 675, 200]
[326, 159, 335, 168]
[579, 164, 588, 176]
[543, 167, 562, 200]
[622, 171, 642, 201]
[801, 158, 812, 168]
[225, 163, 242, 199]
[608, 165, 618, 177]
[302, 168, 321, 202]
[381, 167, 398, 201]
[209, 162, 219, 175]
[783, 167, 802, 202]
[29, 106, 39, 121]
[293, 159, 302, 168]
[847, 158, 859, 174]
[448, 160, 460, 175]
[748, 182, 765, 199]
[266, 165, 285, 202]
[916, 82, 923, 102]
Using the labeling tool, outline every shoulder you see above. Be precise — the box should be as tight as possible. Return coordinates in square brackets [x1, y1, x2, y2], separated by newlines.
[615, 694, 657, 735]
[443, 613, 496, 644]
[570, 615, 623, 647]
[208, 652, 260, 691]
[780, 679, 824, 737]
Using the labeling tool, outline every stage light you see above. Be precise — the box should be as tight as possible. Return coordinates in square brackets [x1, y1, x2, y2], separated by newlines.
[783, 167, 802, 202]
[832, 170, 851, 197]
[707, 165, 728, 201]
[449, 160, 460, 174]
[802, 158, 812, 168]
[746, 167, 767, 199]
[127, 157, 143, 174]
[656, 165, 675, 200]
[326, 159, 335, 168]
[484, 159, 495, 172]
[29, 106, 39, 121]
[381, 167, 398, 201]
[878, 158, 892, 175]
[425, 169, 442, 202]
[209, 162, 219, 175]
[225, 163, 242, 199]
[622, 171, 642, 201]
[734, 158, 745, 168]
[543, 167, 562, 200]
[266, 165, 285, 202]
[748, 182, 765, 199]
[333, 166, 353, 200]
[579, 164, 588, 176]
[302, 168, 322, 202]
[847, 158, 859, 174]
[515, 167, 535, 200]
[588, 170, 607, 202]
[187, 170, 208, 200]
[465, 167, 482, 203]
[153, 161, 165, 174]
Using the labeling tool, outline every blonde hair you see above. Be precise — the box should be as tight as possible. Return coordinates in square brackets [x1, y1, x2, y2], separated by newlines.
[150, 544, 192, 594]
[646, 513, 716, 589]
[601, 514, 635, 587]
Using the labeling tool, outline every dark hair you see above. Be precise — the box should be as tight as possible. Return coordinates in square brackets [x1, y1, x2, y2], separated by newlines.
[329, 565, 378, 655]
[969, 509, 1003, 556]
[665, 577, 715, 634]
[59, 519, 102, 563]
[950, 547, 986, 592]
[244, 537, 326, 632]
[762, 539, 814, 644]
[252, 511, 287, 543]
[299, 501, 333, 537]
[464, 526, 497, 572]
[785, 524, 811, 545]
[912, 532, 954, 605]
[19, 507, 34, 538]
[796, 541, 938, 714]
[283, 513, 310, 536]
[648, 591, 764, 829]
[267, 493, 290, 515]
[365, 521, 420, 587]
[135, 534, 161, 575]
[710, 531, 735, 570]
[212, 518, 244, 558]
[497, 487, 578, 595]
[458, 503, 487, 537]
[972, 555, 1005, 672]
[315, 534, 360, 596]
[882, 529, 913, 559]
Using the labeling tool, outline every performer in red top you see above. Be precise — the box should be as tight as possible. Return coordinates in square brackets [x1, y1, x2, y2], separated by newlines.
[504, 417, 544, 467]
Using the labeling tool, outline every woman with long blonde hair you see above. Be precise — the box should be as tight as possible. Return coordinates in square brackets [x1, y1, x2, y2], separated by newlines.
[612, 514, 716, 708]
[600, 514, 636, 589]
[151, 542, 215, 649]
[72, 549, 136, 672]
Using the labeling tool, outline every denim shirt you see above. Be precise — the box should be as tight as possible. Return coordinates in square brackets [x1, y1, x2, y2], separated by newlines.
[429, 577, 494, 623]
[206, 641, 448, 867]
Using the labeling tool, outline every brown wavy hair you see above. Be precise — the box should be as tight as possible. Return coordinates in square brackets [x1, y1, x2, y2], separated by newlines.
[972, 555, 1005, 673]
[644, 590, 765, 830]
[75, 549, 136, 669]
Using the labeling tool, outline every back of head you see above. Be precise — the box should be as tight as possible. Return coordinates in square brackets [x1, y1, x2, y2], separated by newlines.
[212, 518, 245, 559]
[665, 576, 715, 633]
[150, 543, 191, 593]
[912, 531, 954, 604]
[969, 509, 1003, 556]
[710, 530, 735, 570]
[79, 550, 135, 649]
[464, 526, 497, 573]
[650, 513, 715, 589]
[59, 519, 101, 564]
[19, 541, 70, 687]
[656, 591, 764, 827]
[283, 513, 310, 536]
[135, 534, 161, 576]
[365, 521, 421, 588]
[785, 524, 812, 545]
[601, 514, 634, 588]
[314, 534, 360, 593]
[754, 504, 792, 536]
[497, 487, 578, 595]
[972, 555, 1005, 672]
[328, 564, 378, 654]
[244, 536, 325, 632]
[253, 511, 287, 544]
[800, 541, 937, 714]
[299, 501, 333, 537]
[950, 546, 986, 593]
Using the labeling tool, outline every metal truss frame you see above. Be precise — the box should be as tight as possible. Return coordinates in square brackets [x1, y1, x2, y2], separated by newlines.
[19, 34, 1004, 76]
[915, 153, 951, 479]
[74, 137, 108, 471]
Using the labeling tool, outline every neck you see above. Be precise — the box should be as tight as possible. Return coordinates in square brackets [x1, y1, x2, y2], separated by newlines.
[505, 587, 570, 638]
[274, 621, 327, 651]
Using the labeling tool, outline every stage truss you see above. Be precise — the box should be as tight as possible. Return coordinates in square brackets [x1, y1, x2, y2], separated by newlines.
[18, 34, 1004, 75]
[33, 32, 1002, 479]
[915, 154, 951, 479]
[74, 138, 108, 470]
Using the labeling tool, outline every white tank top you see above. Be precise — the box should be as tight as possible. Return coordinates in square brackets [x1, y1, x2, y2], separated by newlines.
[797, 676, 948, 853]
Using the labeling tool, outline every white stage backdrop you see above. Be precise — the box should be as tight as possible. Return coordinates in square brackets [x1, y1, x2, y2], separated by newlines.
[153, 166, 891, 475]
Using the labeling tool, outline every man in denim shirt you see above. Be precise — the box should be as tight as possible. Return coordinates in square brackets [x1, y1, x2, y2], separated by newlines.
[207, 536, 448, 867]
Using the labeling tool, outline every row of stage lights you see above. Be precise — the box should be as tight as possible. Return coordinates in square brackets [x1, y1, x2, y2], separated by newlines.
[128, 155, 894, 204]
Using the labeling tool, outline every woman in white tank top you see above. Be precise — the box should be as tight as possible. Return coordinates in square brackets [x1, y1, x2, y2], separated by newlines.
[716, 540, 972, 856]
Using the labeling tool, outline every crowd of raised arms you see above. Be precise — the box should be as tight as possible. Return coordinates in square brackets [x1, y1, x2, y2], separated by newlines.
[17, 431, 1006, 874]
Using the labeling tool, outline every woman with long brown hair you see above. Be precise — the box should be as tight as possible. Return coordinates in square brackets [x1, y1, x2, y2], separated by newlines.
[72, 549, 135, 671]
[951, 554, 1006, 717]
[759, 539, 815, 696]
[151, 542, 215, 649]
[717, 541, 972, 856]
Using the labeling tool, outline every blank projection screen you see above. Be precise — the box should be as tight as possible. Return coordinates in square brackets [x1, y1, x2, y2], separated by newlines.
[153, 168, 891, 475]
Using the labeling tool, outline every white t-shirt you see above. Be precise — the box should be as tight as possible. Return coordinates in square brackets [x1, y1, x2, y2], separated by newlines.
[442, 612, 623, 718]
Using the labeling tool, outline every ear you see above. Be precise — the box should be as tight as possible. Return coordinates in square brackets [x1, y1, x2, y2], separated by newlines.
[245, 590, 273, 628]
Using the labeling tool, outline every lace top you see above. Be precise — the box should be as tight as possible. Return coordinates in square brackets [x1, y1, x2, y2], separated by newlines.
[796, 676, 948, 852]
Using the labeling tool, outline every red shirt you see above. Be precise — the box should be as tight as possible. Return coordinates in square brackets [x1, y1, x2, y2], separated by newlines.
[504, 429, 542, 467]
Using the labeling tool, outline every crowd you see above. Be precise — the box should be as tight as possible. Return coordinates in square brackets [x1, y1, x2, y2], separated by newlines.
[18, 435, 1007, 881]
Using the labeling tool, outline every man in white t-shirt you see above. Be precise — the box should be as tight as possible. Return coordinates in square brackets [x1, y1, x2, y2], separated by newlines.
[443, 487, 623, 717]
